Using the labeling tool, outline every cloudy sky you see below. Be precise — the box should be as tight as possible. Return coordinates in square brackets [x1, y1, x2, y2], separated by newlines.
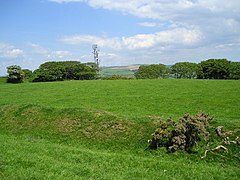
[0, 0, 240, 75]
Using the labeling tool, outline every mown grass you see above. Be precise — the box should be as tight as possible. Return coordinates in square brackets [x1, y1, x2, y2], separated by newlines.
[0, 79, 239, 179]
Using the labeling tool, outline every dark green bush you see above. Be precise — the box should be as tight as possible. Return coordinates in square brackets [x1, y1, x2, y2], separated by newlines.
[134, 64, 169, 79]
[149, 113, 213, 152]
[33, 61, 98, 82]
[197, 59, 231, 79]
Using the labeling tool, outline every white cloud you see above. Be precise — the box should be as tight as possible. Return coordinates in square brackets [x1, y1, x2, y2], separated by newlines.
[61, 35, 122, 49]
[0, 43, 26, 75]
[5, 49, 23, 58]
[51, 50, 72, 59]
[60, 28, 203, 50]
[50, 1, 239, 28]
[46, 1, 240, 67]
[215, 42, 240, 49]
[28, 43, 72, 59]
[0, 43, 24, 58]
[138, 22, 163, 28]
[51, 0, 240, 48]
[28, 43, 49, 55]
[48, 0, 83, 3]
[49, 0, 240, 20]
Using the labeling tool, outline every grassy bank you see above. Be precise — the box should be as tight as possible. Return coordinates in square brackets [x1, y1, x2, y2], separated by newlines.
[0, 79, 239, 179]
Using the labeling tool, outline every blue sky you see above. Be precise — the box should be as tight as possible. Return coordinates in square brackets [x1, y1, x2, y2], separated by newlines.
[0, 0, 240, 75]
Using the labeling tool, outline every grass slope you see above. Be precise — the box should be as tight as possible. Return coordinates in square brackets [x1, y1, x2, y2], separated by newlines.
[0, 79, 240, 179]
[0, 79, 239, 120]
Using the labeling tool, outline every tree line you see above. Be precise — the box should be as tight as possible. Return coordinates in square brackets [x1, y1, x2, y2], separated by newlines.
[6, 59, 240, 83]
[135, 59, 240, 80]
[6, 61, 99, 83]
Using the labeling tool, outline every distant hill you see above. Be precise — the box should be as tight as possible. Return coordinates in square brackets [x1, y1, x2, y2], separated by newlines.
[100, 65, 140, 77]
[100, 64, 173, 77]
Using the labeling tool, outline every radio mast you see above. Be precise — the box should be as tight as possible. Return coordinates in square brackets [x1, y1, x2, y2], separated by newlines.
[92, 44, 100, 69]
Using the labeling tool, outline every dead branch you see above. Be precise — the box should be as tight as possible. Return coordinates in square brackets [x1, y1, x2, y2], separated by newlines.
[201, 145, 228, 159]
[212, 145, 228, 152]
[215, 126, 224, 137]
[223, 136, 240, 145]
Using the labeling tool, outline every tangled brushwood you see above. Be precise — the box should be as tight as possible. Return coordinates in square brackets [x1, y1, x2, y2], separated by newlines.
[148, 113, 213, 152]
[149, 113, 240, 159]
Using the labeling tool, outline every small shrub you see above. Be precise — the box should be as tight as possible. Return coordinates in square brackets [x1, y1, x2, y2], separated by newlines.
[7, 65, 24, 83]
[149, 113, 213, 153]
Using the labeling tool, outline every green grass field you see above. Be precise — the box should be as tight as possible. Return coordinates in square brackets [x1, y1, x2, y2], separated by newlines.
[0, 77, 7, 84]
[0, 79, 240, 179]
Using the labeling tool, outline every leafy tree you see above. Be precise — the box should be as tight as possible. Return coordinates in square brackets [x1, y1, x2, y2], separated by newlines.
[229, 62, 240, 80]
[33, 61, 98, 82]
[60, 61, 82, 80]
[134, 64, 169, 79]
[79, 62, 99, 80]
[197, 59, 231, 79]
[22, 69, 33, 81]
[171, 62, 199, 79]
[33, 62, 65, 82]
[72, 63, 94, 80]
[6, 65, 24, 83]
[33, 68, 64, 82]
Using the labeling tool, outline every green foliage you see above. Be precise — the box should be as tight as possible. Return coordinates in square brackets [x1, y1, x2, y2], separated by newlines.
[74, 62, 98, 80]
[171, 62, 199, 79]
[6, 65, 24, 83]
[132, 59, 239, 80]
[33, 68, 64, 82]
[171, 59, 239, 80]
[229, 62, 240, 80]
[22, 69, 33, 82]
[149, 113, 213, 152]
[134, 64, 169, 79]
[197, 59, 231, 79]
[33, 61, 98, 82]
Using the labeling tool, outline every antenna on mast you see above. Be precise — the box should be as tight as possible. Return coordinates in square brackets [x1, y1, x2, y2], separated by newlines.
[92, 44, 100, 69]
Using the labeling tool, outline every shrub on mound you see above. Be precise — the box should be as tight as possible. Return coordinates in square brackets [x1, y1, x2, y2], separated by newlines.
[149, 113, 240, 161]
[149, 113, 213, 152]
